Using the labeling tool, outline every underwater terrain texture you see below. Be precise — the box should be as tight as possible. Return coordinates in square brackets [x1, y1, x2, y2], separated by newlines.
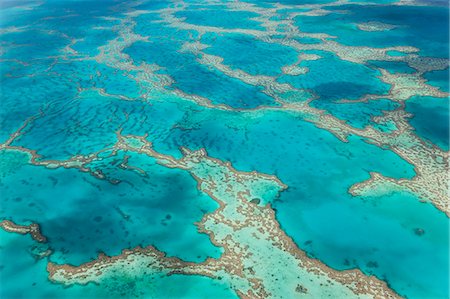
[0, 0, 449, 298]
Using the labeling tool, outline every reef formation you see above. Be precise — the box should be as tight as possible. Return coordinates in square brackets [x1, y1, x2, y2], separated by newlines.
[0, 0, 448, 298]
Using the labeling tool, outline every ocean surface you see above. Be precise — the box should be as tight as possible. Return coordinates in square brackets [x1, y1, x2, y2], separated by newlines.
[0, 0, 448, 298]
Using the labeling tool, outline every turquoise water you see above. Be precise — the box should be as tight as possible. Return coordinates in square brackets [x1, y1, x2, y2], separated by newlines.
[0, 150, 221, 265]
[202, 33, 298, 76]
[164, 105, 448, 298]
[285, 190, 449, 299]
[294, 4, 449, 58]
[1, 0, 448, 298]
[124, 40, 275, 108]
[174, 8, 264, 30]
[0, 231, 235, 299]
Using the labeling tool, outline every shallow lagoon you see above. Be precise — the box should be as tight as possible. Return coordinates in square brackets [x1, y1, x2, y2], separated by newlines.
[0, 231, 235, 299]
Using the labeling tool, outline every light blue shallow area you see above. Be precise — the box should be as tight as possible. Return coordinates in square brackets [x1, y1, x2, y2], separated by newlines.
[284, 190, 450, 299]
[0, 231, 236, 299]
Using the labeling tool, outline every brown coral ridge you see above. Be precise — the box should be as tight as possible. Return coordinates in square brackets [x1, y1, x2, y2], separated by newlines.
[0, 219, 47, 243]
[47, 131, 401, 299]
